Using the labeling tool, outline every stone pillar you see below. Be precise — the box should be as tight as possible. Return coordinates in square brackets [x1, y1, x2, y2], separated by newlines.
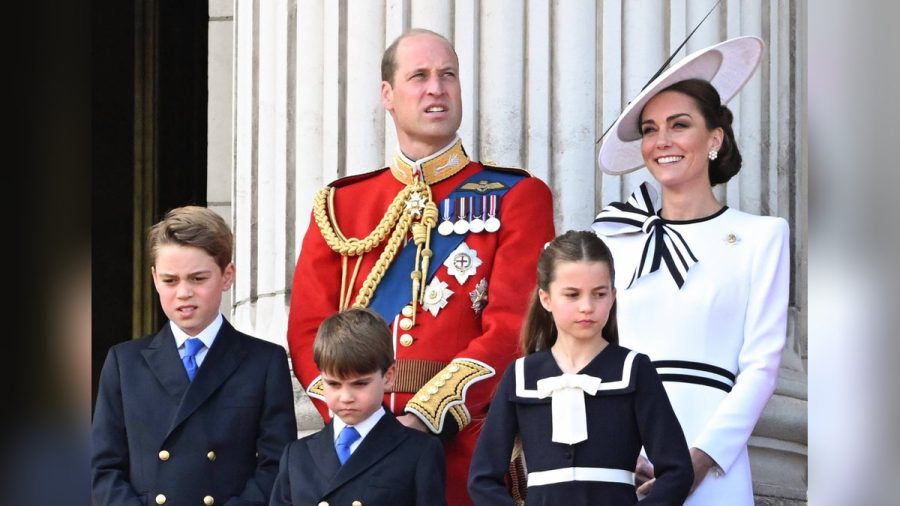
[551, 0, 597, 230]
[479, 0, 525, 166]
[208, 0, 234, 316]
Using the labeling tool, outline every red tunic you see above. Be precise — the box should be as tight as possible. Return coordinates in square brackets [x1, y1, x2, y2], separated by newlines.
[287, 160, 555, 505]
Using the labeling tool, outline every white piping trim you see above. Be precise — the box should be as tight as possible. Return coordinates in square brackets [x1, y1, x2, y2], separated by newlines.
[527, 467, 635, 487]
[516, 351, 639, 398]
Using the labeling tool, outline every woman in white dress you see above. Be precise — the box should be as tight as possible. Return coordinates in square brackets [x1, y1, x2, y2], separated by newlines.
[592, 37, 790, 505]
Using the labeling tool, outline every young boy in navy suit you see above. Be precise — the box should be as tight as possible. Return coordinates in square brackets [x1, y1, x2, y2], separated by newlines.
[92, 206, 296, 506]
[270, 308, 446, 506]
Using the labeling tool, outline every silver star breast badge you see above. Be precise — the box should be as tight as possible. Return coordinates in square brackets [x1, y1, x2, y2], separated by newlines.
[443, 242, 483, 285]
[422, 277, 453, 317]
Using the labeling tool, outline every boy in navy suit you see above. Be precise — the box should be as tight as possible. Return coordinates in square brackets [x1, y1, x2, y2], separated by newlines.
[92, 206, 296, 506]
[270, 308, 446, 506]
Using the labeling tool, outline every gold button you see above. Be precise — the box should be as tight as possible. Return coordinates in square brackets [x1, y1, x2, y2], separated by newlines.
[353, 501, 363, 506]
[400, 334, 414, 347]
[401, 305, 415, 318]
[399, 318, 414, 331]
[435, 380, 445, 387]
[158, 450, 170, 461]
[448, 364, 460, 373]
[155, 494, 166, 505]
[203, 496, 214, 506]
[318, 502, 329, 506]
[428, 386, 439, 394]
[207, 451, 217, 461]
[726, 233, 737, 243]
[419, 395, 431, 402]
[441, 372, 452, 380]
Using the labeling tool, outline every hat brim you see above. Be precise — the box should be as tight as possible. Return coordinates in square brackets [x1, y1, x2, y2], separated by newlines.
[597, 36, 764, 176]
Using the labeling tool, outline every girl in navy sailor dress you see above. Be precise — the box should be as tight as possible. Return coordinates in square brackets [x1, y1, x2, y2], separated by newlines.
[468, 231, 693, 505]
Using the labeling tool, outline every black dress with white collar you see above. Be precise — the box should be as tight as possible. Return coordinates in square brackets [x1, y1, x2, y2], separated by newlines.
[468, 344, 692, 505]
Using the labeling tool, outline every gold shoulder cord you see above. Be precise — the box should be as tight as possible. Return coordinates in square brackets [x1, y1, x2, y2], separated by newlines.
[312, 179, 438, 321]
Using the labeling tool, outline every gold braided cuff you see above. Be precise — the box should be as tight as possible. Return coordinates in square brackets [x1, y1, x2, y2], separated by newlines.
[404, 358, 495, 434]
[305, 375, 326, 402]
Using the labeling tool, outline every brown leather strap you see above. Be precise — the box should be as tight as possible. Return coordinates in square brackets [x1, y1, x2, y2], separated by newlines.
[389, 358, 449, 393]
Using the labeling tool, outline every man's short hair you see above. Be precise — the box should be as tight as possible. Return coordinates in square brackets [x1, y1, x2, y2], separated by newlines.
[313, 308, 394, 378]
[147, 206, 233, 271]
[381, 28, 458, 84]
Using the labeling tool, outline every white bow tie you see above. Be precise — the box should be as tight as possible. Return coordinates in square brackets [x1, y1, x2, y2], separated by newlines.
[536, 373, 603, 445]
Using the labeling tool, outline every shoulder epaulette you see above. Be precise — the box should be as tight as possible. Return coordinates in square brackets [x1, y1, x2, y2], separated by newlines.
[481, 164, 532, 178]
[328, 167, 390, 188]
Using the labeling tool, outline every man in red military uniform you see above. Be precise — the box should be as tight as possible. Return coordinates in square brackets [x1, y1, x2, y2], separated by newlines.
[287, 28, 555, 505]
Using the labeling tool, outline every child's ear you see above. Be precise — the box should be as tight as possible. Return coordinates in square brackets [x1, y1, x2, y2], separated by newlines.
[221, 262, 235, 290]
[538, 289, 551, 312]
[383, 363, 397, 390]
[150, 266, 160, 292]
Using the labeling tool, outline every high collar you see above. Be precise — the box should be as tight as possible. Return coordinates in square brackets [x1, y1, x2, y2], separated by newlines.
[389, 136, 470, 186]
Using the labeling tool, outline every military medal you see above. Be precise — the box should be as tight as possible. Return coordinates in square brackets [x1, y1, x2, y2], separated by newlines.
[437, 199, 455, 236]
[469, 195, 485, 233]
[405, 191, 427, 218]
[444, 242, 482, 284]
[484, 194, 501, 232]
[453, 196, 469, 235]
[422, 276, 453, 317]
[469, 278, 488, 315]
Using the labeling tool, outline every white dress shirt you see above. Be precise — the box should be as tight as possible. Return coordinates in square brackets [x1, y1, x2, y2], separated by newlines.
[170, 313, 223, 368]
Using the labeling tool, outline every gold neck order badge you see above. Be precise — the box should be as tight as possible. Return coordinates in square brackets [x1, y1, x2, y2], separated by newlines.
[313, 138, 470, 325]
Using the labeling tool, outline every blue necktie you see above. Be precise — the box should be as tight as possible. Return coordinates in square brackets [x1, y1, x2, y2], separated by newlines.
[335, 426, 361, 465]
[182, 338, 204, 381]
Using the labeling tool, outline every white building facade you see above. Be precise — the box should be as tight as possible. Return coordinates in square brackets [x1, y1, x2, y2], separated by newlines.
[208, 0, 806, 503]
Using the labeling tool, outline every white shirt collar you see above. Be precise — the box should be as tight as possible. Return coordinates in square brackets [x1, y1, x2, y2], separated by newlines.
[332, 406, 386, 444]
[170, 313, 223, 350]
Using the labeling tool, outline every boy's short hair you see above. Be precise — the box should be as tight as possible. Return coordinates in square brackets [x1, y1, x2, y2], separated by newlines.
[313, 308, 394, 378]
[148, 206, 233, 271]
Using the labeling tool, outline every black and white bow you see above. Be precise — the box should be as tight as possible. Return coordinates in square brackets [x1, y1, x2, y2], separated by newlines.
[592, 183, 698, 289]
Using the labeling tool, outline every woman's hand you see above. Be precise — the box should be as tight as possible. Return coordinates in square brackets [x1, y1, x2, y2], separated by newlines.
[635, 454, 655, 498]
[689, 447, 719, 493]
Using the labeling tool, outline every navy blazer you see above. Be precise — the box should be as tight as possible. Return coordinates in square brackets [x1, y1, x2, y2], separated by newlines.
[92, 319, 297, 506]
[269, 412, 446, 506]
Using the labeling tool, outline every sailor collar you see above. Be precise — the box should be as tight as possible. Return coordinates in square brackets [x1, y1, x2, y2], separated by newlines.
[390, 136, 470, 186]
[513, 346, 640, 401]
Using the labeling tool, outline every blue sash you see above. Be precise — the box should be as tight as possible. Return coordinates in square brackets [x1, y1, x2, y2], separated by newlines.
[368, 168, 526, 323]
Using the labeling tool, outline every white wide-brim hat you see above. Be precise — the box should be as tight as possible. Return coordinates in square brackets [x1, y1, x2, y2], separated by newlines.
[597, 36, 765, 175]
